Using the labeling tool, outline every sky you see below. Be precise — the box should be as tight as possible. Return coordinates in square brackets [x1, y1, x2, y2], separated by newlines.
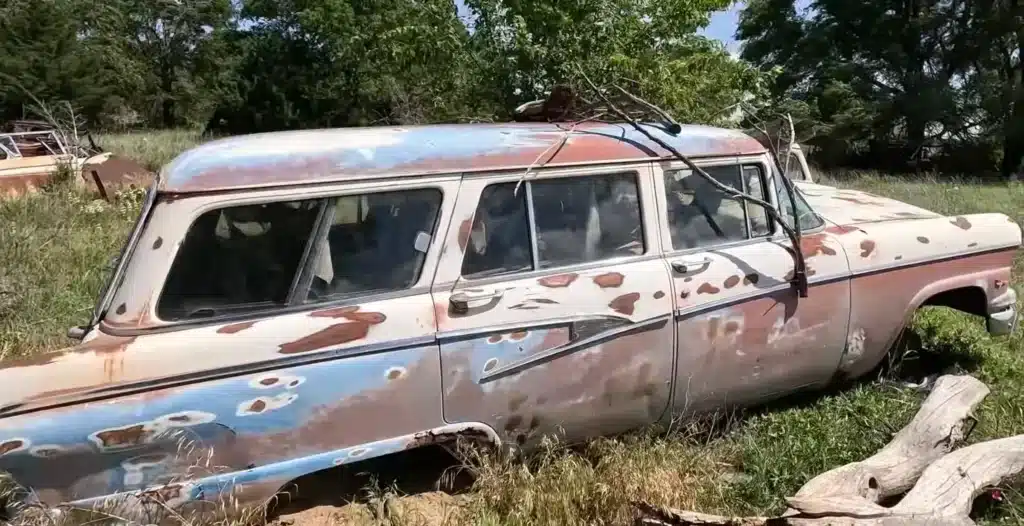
[701, 2, 746, 56]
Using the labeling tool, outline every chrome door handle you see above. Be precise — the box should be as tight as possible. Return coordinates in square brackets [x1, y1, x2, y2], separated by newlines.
[450, 288, 504, 312]
[670, 256, 712, 274]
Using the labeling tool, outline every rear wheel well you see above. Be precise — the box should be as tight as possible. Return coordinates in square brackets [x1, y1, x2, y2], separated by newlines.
[920, 286, 988, 318]
[266, 445, 474, 519]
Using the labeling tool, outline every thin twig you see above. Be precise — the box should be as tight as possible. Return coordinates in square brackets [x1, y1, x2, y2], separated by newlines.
[572, 67, 808, 295]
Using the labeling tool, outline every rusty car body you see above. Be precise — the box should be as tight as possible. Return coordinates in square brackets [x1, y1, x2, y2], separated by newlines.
[0, 121, 1019, 514]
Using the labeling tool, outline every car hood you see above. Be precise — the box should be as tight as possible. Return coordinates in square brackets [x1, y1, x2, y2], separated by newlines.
[794, 181, 942, 226]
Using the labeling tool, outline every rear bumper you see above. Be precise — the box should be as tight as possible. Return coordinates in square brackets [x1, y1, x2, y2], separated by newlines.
[988, 286, 1019, 336]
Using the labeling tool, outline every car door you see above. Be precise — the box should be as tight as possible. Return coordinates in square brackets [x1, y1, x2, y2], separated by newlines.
[654, 156, 852, 415]
[432, 164, 677, 446]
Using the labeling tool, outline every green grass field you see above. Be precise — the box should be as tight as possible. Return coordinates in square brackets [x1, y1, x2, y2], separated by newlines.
[1, 132, 1023, 525]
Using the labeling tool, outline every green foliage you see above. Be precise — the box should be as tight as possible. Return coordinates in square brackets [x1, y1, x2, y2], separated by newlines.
[466, 0, 767, 124]
[739, 0, 1024, 176]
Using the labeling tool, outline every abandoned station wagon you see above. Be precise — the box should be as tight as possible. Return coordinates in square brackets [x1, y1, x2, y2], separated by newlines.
[0, 122, 1020, 513]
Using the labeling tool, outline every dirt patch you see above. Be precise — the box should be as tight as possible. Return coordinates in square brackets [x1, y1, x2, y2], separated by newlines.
[274, 492, 470, 526]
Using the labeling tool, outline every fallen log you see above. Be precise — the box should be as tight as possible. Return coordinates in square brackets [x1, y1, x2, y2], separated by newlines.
[634, 375, 1020, 526]
[789, 375, 989, 505]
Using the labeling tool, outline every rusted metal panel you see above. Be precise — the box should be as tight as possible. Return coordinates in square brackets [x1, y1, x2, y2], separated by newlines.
[0, 343, 446, 507]
[159, 123, 767, 194]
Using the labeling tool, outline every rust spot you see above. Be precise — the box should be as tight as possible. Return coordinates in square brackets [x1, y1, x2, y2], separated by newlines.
[593, 272, 625, 288]
[311, 306, 387, 324]
[697, 283, 720, 295]
[510, 330, 529, 341]
[279, 322, 377, 354]
[152, 237, 163, 249]
[684, 277, 693, 282]
[895, 255, 903, 260]
[680, 290, 691, 299]
[609, 293, 641, 315]
[288, 379, 301, 387]
[800, 234, 837, 257]
[724, 275, 741, 289]
[834, 196, 878, 205]
[707, 317, 720, 340]
[487, 334, 502, 344]
[259, 377, 279, 386]
[859, 240, 876, 258]
[825, 225, 860, 235]
[405, 428, 493, 450]
[141, 483, 184, 502]
[457, 218, 473, 252]
[916, 236, 930, 244]
[95, 425, 147, 448]
[504, 415, 524, 432]
[968, 242, 979, 248]
[951, 217, 972, 230]
[538, 273, 578, 288]
[248, 400, 267, 413]
[508, 393, 528, 412]
[995, 279, 1008, 289]
[0, 440, 23, 456]
[167, 415, 193, 423]
[218, 321, 256, 334]
[654, 291, 665, 299]
[387, 369, 403, 380]
[724, 321, 740, 334]
[743, 273, 759, 285]
[483, 358, 499, 372]
[115, 303, 127, 315]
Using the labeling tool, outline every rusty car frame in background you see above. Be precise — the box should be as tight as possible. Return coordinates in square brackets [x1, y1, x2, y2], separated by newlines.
[0, 94, 1019, 519]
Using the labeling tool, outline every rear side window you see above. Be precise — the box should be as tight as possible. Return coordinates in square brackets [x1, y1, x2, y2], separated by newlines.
[462, 172, 645, 279]
[158, 200, 322, 321]
[307, 188, 443, 300]
[157, 187, 444, 322]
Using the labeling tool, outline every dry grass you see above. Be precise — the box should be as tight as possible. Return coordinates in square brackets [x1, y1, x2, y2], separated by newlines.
[1, 136, 1023, 525]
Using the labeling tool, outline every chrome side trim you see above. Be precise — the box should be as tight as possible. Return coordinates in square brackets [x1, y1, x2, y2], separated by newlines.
[480, 314, 671, 383]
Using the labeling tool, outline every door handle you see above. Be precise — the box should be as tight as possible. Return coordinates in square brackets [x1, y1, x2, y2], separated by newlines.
[670, 256, 712, 274]
[450, 288, 504, 312]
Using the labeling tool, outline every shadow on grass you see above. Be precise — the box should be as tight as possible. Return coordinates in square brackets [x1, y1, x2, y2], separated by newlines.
[266, 445, 474, 521]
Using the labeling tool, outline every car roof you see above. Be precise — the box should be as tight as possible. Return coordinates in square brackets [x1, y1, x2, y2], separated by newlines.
[159, 121, 768, 194]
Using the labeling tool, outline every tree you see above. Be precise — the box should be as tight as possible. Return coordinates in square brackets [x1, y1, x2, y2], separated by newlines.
[464, 0, 769, 125]
[0, 0, 113, 124]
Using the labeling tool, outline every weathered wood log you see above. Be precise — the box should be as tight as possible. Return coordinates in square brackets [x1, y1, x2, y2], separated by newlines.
[790, 375, 989, 505]
[633, 375, 1021, 526]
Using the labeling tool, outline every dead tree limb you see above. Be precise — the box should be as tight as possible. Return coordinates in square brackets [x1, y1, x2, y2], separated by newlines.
[790, 375, 989, 505]
[633, 375, 1021, 526]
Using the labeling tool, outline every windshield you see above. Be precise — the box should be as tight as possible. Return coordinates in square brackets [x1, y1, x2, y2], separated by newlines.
[774, 162, 825, 232]
[88, 183, 159, 328]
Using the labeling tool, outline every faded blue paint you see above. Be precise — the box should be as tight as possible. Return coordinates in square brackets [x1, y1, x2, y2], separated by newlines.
[0, 344, 445, 506]
[160, 123, 765, 193]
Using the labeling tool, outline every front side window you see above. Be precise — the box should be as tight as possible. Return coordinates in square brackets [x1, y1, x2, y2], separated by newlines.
[307, 188, 443, 300]
[158, 199, 322, 321]
[663, 164, 772, 250]
[462, 172, 645, 279]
